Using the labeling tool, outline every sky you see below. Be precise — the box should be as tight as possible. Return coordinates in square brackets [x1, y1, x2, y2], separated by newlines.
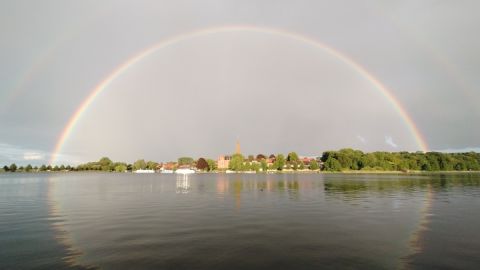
[1, 0, 479, 165]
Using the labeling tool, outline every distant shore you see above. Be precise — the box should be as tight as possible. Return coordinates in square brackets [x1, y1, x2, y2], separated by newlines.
[2, 170, 480, 175]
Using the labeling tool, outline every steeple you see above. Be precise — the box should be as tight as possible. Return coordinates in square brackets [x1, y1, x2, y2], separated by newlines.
[235, 140, 241, 154]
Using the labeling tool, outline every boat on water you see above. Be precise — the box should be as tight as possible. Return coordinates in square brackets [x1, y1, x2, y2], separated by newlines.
[161, 169, 174, 174]
[175, 168, 195, 174]
[134, 169, 155, 174]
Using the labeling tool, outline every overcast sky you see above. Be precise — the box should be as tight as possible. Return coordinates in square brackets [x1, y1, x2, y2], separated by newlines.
[1, 0, 479, 165]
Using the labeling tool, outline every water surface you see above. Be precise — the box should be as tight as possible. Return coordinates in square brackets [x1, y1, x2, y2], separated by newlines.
[1, 172, 479, 269]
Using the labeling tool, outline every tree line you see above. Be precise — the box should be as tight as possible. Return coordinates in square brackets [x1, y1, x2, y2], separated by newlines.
[2, 149, 479, 173]
[320, 149, 480, 172]
[1, 157, 158, 173]
[227, 153, 319, 172]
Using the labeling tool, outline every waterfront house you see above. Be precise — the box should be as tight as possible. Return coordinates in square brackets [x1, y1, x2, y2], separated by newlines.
[162, 162, 177, 170]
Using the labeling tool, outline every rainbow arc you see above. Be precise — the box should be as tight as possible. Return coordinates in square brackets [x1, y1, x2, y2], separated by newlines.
[50, 25, 429, 164]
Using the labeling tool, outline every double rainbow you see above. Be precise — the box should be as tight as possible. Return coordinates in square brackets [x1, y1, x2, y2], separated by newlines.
[49, 25, 429, 164]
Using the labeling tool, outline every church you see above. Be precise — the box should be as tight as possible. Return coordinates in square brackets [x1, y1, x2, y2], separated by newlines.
[217, 141, 241, 169]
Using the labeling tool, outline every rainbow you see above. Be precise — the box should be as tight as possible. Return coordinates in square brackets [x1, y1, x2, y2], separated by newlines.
[49, 25, 429, 164]
[1, 9, 104, 113]
[365, 3, 479, 106]
[399, 184, 434, 268]
[408, 184, 434, 253]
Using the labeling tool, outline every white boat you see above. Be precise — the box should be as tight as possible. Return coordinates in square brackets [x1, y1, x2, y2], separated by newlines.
[175, 168, 195, 174]
[225, 170, 235, 174]
[161, 169, 174, 174]
[134, 169, 155, 174]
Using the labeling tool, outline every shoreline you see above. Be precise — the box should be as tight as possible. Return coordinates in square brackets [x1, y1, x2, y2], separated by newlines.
[2, 170, 480, 175]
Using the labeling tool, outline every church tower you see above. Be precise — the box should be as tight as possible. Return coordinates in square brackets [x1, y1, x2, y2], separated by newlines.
[235, 140, 241, 154]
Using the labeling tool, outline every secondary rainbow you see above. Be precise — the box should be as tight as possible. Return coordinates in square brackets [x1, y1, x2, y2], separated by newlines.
[49, 25, 429, 164]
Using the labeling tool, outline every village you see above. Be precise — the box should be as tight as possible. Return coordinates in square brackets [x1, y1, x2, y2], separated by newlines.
[153, 141, 322, 174]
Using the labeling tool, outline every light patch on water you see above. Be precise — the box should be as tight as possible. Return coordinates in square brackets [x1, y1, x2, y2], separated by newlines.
[47, 177, 96, 269]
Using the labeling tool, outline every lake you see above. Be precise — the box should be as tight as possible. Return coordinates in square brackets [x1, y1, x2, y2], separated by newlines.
[1, 172, 479, 269]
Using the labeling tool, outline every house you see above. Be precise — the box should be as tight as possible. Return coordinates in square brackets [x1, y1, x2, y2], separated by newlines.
[162, 162, 177, 170]
[301, 157, 313, 165]
[266, 154, 276, 166]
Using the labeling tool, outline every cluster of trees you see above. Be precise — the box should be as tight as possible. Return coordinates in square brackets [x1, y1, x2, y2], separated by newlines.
[2, 163, 73, 172]
[228, 153, 262, 172]
[196, 158, 217, 172]
[226, 152, 319, 172]
[76, 157, 129, 172]
[178, 157, 194, 166]
[1, 157, 159, 173]
[321, 149, 480, 172]
[284, 152, 319, 171]
[77, 157, 158, 172]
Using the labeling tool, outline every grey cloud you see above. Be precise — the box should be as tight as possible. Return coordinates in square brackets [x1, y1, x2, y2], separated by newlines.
[1, 0, 479, 164]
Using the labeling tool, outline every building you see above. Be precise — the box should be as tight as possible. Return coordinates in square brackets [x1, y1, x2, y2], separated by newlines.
[217, 155, 231, 169]
[217, 141, 242, 169]
[267, 154, 276, 166]
[162, 162, 177, 170]
[301, 157, 313, 165]
[235, 140, 241, 154]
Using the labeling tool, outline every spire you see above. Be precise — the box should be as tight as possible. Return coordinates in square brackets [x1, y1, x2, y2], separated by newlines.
[235, 140, 241, 154]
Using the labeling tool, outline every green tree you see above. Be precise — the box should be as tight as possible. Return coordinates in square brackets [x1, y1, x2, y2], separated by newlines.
[309, 159, 320, 170]
[114, 164, 127, 172]
[323, 157, 341, 171]
[260, 159, 268, 172]
[25, 164, 33, 172]
[40, 165, 47, 171]
[243, 161, 252, 171]
[426, 153, 440, 171]
[287, 152, 299, 162]
[274, 154, 285, 171]
[251, 162, 260, 172]
[299, 162, 305, 170]
[146, 161, 158, 170]
[287, 152, 299, 170]
[99, 157, 113, 171]
[454, 162, 465, 171]
[206, 159, 217, 171]
[178, 157, 194, 166]
[3, 165, 9, 172]
[133, 159, 147, 170]
[9, 163, 17, 172]
[229, 153, 245, 171]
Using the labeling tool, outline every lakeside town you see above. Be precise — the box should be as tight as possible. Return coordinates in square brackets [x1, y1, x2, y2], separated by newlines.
[2, 142, 480, 174]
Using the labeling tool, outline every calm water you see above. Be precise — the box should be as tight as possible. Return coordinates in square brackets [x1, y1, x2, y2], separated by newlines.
[1, 173, 479, 270]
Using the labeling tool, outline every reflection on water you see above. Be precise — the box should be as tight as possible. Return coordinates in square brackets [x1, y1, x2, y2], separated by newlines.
[1, 173, 480, 269]
[47, 177, 83, 268]
[176, 175, 190, 194]
[407, 184, 434, 258]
